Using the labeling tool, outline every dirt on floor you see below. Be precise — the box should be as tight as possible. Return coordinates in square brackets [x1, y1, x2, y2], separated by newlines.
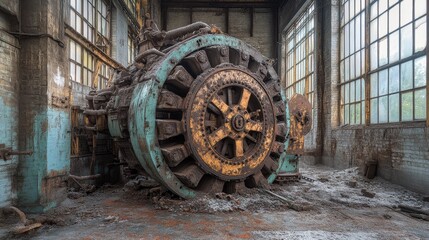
[1, 163, 428, 239]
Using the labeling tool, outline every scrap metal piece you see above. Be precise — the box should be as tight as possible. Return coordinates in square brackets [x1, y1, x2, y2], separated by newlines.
[287, 94, 312, 155]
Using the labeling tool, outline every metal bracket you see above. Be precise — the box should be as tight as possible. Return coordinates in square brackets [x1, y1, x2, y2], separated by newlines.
[0, 144, 33, 161]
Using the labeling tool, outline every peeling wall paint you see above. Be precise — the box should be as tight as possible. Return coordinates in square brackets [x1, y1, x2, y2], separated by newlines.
[0, 98, 19, 208]
[17, 107, 70, 212]
[53, 67, 65, 88]
[0, 27, 20, 207]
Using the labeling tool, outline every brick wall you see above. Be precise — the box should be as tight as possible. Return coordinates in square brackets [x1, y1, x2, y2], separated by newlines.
[0, 17, 20, 207]
[16, 0, 70, 212]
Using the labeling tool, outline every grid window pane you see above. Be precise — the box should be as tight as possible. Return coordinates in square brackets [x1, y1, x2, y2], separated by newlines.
[340, 0, 366, 125]
[284, 2, 316, 116]
[367, 0, 427, 123]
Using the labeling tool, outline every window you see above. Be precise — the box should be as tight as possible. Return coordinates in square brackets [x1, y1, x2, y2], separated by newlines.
[70, 0, 96, 43]
[69, 0, 109, 44]
[369, 0, 427, 123]
[340, 0, 427, 124]
[98, 64, 111, 90]
[69, 40, 94, 86]
[124, 0, 136, 17]
[284, 2, 315, 108]
[97, 0, 109, 38]
[340, 0, 366, 125]
[128, 36, 136, 65]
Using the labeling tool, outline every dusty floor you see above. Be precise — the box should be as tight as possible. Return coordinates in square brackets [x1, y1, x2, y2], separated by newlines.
[1, 163, 428, 240]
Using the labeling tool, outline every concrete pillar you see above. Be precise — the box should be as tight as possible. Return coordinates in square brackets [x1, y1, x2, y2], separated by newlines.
[17, 0, 70, 213]
[0, 1, 20, 208]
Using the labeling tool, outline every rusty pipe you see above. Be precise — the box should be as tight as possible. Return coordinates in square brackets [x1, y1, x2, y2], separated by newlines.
[83, 109, 107, 116]
[135, 49, 166, 63]
[164, 22, 210, 41]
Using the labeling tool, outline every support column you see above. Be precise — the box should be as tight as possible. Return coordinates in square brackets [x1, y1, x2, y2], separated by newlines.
[17, 0, 70, 213]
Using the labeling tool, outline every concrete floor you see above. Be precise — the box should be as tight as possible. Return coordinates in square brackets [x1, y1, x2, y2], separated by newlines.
[1, 164, 428, 240]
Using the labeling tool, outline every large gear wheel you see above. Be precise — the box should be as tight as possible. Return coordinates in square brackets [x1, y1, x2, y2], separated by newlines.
[127, 35, 289, 197]
[83, 31, 296, 198]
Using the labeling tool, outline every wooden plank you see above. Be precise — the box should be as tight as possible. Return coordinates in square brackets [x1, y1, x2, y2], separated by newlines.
[92, 59, 102, 89]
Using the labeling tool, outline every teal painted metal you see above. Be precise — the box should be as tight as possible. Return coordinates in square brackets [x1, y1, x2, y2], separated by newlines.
[108, 96, 126, 138]
[18, 107, 70, 213]
[128, 34, 294, 198]
[267, 89, 293, 184]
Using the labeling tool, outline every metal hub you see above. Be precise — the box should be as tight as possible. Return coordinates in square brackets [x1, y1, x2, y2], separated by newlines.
[231, 113, 245, 132]
[185, 67, 276, 180]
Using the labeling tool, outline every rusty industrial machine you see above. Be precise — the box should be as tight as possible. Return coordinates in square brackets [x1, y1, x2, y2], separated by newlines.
[83, 19, 312, 198]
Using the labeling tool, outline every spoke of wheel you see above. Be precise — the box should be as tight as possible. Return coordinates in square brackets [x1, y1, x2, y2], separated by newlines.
[211, 94, 230, 115]
[246, 120, 263, 132]
[205, 119, 217, 127]
[238, 88, 251, 109]
[235, 138, 244, 157]
[221, 140, 229, 155]
[245, 134, 257, 143]
[208, 125, 228, 146]
[227, 87, 233, 105]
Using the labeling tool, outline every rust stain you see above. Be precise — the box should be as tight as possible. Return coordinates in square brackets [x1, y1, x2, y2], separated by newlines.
[41, 120, 48, 133]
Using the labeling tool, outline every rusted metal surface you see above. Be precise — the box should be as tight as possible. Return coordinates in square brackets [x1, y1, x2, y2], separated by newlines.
[287, 94, 312, 155]
[183, 65, 278, 181]
[0, 144, 33, 161]
[83, 19, 311, 198]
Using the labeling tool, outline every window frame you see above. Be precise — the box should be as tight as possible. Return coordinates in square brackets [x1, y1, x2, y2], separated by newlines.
[282, 1, 316, 111]
[339, 0, 428, 126]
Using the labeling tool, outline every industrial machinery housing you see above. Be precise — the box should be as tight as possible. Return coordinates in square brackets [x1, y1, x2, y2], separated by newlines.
[84, 20, 312, 198]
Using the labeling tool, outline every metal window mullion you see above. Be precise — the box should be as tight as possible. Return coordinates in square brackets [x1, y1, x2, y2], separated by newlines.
[364, 0, 371, 125]
[427, 0, 429, 126]
[293, 27, 297, 94]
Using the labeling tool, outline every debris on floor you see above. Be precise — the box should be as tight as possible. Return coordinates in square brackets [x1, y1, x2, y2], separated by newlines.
[1, 163, 428, 239]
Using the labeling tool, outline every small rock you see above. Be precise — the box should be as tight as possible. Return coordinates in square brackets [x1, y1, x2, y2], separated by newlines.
[67, 192, 85, 199]
[361, 189, 375, 198]
[340, 193, 350, 198]
[346, 181, 357, 188]
[318, 177, 329, 182]
[215, 192, 227, 199]
[383, 214, 392, 219]
[103, 215, 119, 223]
